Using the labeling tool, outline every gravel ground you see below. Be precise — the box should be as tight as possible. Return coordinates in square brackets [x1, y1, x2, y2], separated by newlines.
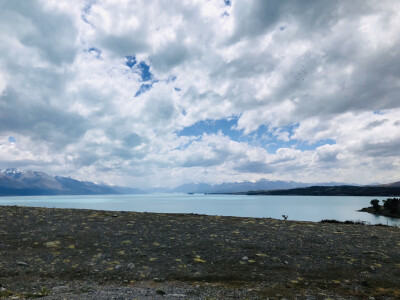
[0, 205, 400, 299]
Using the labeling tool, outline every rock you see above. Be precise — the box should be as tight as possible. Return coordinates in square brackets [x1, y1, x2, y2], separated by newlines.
[44, 241, 61, 248]
[156, 289, 166, 295]
[242, 256, 249, 260]
[153, 277, 164, 282]
[127, 263, 135, 270]
[114, 264, 121, 270]
[112, 214, 118, 218]
[284, 260, 289, 264]
[17, 261, 28, 266]
[369, 266, 375, 271]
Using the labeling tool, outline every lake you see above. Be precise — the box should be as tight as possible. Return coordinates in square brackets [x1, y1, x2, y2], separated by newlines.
[0, 194, 399, 226]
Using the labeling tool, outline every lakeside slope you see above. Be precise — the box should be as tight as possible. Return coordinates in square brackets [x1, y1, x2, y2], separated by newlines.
[232, 185, 400, 196]
[0, 206, 400, 299]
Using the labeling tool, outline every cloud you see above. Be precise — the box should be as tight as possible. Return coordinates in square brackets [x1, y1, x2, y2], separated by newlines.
[0, 0, 399, 187]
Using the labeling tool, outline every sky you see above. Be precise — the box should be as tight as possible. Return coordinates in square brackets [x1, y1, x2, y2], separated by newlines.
[0, 0, 399, 188]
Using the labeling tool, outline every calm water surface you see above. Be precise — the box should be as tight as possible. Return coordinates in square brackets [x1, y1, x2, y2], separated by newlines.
[0, 194, 398, 226]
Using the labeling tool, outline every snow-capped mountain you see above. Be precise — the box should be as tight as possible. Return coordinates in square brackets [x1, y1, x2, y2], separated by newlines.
[170, 179, 352, 194]
[0, 168, 117, 196]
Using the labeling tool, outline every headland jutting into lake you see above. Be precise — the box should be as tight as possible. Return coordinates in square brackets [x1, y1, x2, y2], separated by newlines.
[1, 205, 400, 299]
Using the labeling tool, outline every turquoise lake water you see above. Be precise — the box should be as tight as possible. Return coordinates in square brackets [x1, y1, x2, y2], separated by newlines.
[0, 194, 399, 226]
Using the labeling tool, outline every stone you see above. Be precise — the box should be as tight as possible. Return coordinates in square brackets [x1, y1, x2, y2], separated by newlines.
[17, 261, 28, 266]
[242, 256, 249, 260]
[127, 263, 135, 270]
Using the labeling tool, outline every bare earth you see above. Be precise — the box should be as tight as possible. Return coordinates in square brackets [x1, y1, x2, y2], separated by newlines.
[0, 206, 400, 299]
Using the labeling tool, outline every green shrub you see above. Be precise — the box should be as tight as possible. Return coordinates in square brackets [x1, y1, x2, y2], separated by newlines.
[383, 198, 400, 213]
[370, 199, 380, 211]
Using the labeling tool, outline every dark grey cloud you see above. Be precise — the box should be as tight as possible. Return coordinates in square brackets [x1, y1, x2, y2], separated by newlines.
[233, 161, 274, 174]
[365, 119, 388, 130]
[0, 88, 87, 149]
[0, 0, 78, 66]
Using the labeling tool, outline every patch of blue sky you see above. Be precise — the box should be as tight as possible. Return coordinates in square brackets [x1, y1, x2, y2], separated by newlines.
[88, 47, 101, 58]
[135, 84, 153, 97]
[8, 136, 16, 143]
[125, 55, 137, 69]
[125, 57, 159, 96]
[124, 56, 153, 81]
[177, 118, 336, 153]
[174, 87, 181, 92]
[373, 110, 384, 115]
[224, 0, 231, 6]
[137, 61, 152, 81]
[177, 116, 243, 141]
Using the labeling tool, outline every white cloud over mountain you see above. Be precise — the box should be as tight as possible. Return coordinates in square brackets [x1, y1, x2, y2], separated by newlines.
[0, 0, 399, 187]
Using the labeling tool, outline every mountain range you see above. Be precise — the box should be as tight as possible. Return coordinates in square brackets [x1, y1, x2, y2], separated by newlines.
[0, 168, 128, 196]
[170, 179, 351, 194]
[0, 168, 398, 196]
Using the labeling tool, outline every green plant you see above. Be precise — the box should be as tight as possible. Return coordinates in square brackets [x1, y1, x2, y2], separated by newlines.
[383, 198, 400, 213]
[370, 199, 380, 211]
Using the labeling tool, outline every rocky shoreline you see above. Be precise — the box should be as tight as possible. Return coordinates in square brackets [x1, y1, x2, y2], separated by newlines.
[1, 206, 400, 299]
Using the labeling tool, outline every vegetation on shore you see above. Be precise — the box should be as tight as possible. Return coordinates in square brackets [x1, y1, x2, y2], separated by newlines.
[233, 185, 400, 196]
[360, 198, 400, 219]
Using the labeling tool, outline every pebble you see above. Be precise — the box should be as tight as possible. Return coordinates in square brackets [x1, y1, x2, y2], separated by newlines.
[17, 261, 28, 266]
[114, 265, 121, 270]
[127, 263, 135, 270]
[242, 256, 249, 260]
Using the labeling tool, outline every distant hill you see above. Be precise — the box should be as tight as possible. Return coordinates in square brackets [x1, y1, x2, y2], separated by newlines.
[0, 168, 118, 196]
[234, 185, 400, 196]
[171, 179, 351, 194]
[376, 181, 400, 188]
